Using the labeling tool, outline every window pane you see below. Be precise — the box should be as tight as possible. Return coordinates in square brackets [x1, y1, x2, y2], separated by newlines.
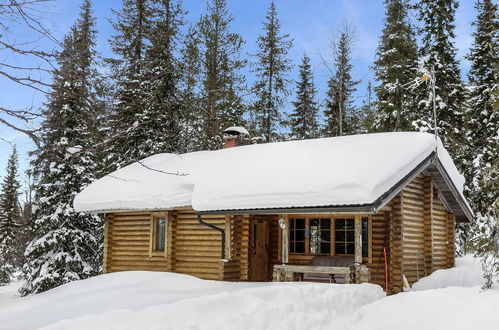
[335, 243, 346, 255]
[346, 243, 355, 255]
[295, 242, 305, 253]
[310, 225, 319, 254]
[295, 219, 305, 229]
[321, 230, 330, 242]
[345, 219, 355, 230]
[320, 242, 331, 254]
[295, 229, 305, 242]
[156, 217, 166, 252]
[310, 219, 319, 227]
[346, 230, 355, 242]
[335, 219, 345, 230]
[321, 219, 331, 229]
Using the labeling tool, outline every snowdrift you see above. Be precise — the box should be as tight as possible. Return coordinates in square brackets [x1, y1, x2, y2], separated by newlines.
[1, 257, 497, 330]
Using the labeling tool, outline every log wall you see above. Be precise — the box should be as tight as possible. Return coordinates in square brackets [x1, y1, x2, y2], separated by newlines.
[103, 174, 456, 290]
[401, 175, 426, 285]
[105, 212, 169, 273]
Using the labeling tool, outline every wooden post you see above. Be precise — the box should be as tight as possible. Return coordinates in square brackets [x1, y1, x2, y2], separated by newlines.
[281, 215, 289, 264]
[225, 215, 232, 260]
[354, 215, 362, 264]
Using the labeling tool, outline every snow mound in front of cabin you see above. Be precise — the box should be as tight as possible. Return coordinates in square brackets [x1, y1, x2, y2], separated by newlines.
[412, 255, 484, 291]
[0, 271, 383, 330]
[1, 261, 498, 330]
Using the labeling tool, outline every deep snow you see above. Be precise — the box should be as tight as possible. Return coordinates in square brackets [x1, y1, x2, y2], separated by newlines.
[74, 132, 467, 213]
[0, 256, 496, 330]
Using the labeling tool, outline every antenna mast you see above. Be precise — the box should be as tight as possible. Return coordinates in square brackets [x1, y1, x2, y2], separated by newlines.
[431, 65, 438, 146]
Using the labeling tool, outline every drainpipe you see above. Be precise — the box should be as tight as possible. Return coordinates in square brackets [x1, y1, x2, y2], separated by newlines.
[197, 213, 225, 260]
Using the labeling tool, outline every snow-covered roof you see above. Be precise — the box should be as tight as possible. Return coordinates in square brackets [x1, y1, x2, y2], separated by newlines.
[74, 132, 472, 220]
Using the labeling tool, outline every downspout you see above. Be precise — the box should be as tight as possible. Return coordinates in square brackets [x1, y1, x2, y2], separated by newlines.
[197, 213, 225, 260]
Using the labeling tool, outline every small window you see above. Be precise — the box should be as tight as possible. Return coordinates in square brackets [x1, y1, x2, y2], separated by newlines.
[155, 217, 166, 252]
[334, 218, 355, 255]
[150, 213, 168, 256]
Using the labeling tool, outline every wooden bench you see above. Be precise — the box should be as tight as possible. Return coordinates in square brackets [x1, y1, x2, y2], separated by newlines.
[272, 264, 369, 284]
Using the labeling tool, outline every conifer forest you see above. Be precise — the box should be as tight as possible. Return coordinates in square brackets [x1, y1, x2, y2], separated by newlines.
[0, 0, 497, 295]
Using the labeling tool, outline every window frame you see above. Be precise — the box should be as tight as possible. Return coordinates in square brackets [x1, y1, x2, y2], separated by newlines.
[149, 212, 169, 258]
[287, 214, 371, 260]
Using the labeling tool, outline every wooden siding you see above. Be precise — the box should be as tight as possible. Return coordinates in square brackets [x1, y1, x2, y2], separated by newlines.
[432, 190, 450, 272]
[105, 212, 169, 273]
[401, 175, 425, 285]
[172, 210, 225, 280]
[366, 210, 390, 289]
[389, 195, 403, 293]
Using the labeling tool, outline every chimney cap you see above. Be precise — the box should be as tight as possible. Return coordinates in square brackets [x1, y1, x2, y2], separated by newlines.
[223, 126, 249, 137]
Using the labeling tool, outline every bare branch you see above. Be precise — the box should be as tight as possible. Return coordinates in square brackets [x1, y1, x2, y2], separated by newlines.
[0, 117, 40, 148]
[137, 160, 188, 176]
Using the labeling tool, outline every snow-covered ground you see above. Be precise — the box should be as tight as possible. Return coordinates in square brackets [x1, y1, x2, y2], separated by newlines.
[0, 256, 497, 330]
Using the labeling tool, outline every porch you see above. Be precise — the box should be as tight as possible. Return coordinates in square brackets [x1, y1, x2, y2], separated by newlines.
[220, 213, 374, 285]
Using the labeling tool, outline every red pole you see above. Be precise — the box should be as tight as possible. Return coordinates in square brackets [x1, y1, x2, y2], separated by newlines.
[383, 247, 389, 296]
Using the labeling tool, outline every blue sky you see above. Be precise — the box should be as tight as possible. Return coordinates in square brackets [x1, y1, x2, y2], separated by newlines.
[0, 0, 477, 187]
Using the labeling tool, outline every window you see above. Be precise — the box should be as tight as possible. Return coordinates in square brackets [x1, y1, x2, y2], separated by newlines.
[155, 217, 166, 251]
[309, 219, 331, 254]
[362, 217, 369, 258]
[288, 216, 369, 257]
[150, 212, 168, 256]
[334, 218, 355, 255]
[289, 218, 305, 253]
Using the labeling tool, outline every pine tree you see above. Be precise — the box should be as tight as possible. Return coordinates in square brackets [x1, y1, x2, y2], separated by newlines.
[414, 0, 466, 154]
[324, 28, 360, 136]
[197, 0, 246, 149]
[289, 54, 319, 140]
[106, 0, 155, 169]
[373, 0, 418, 131]
[252, 1, 293, 142]
[21, 0, 102, 295]
[0, 146, 22, 285]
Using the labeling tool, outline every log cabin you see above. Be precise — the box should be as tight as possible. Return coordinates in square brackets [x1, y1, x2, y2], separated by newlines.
[74, 131, 473, 294]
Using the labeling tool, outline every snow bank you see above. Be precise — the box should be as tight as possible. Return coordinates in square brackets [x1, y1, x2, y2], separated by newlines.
[1, 261, 498, 330]
[352, 287, 499, 330]
[412, 255, 484, 291]
[0, 272, 383, 330]
[74, 132, 467, 213]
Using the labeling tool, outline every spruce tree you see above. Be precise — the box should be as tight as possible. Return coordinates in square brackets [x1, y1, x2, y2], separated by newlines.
[414, 0, 466, 154]
[464, 0, 498, 213]
[178, 26, 204, 151]
[373, 0, 418, 131]
[252, 1, 293, 142]
[289, 54, 319, 140]
[0, 146, 22, 285]
[197, 0, 246, 149]
[106, 0, 155, 169]
[324, 28, 360, 136]
[134, 0, 187, 155]
[463, 0, 499, 287]
[21, 0, 102, 295]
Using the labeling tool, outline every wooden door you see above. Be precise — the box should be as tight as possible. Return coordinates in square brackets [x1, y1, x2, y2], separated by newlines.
[250, 219, 269, 281]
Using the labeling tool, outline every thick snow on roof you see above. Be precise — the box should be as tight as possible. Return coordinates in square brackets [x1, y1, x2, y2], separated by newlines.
[74, 132, 466, 213]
